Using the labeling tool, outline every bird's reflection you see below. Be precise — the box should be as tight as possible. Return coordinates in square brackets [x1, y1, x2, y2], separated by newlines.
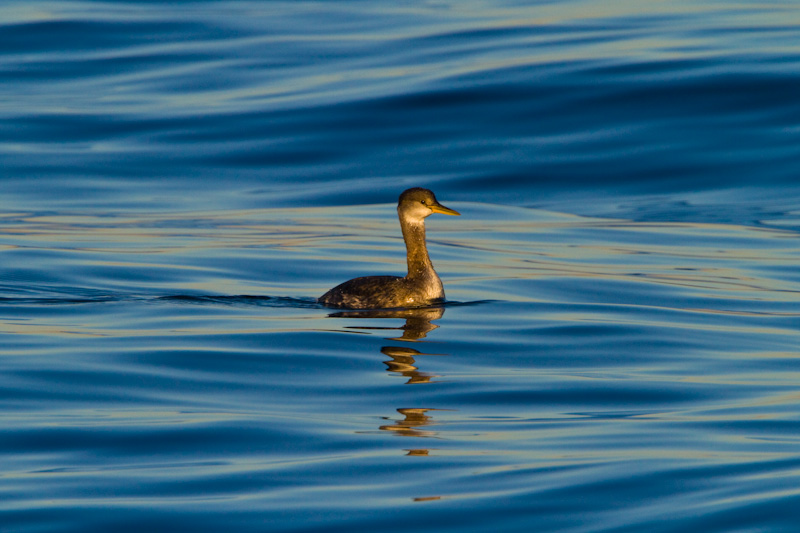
[381, 346, 441, 384]
[328, 305, 443, 341]
[327, 305, 450, 442]
[379, 408, 442, 438]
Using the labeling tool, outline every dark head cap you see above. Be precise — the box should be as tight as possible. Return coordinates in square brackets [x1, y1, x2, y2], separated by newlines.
[398, 188, 460, 216]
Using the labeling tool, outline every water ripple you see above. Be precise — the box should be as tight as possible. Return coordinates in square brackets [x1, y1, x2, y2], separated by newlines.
[4, 1, 800, 532]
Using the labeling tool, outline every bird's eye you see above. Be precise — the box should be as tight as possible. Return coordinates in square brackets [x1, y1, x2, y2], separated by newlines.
[421, 200, 427, 205]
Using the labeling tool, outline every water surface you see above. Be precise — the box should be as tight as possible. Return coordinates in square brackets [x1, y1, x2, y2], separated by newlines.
[2, 1, 800, 532]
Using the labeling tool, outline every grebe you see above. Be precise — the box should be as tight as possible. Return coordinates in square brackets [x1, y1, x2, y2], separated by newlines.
[318, 188, 459, 309]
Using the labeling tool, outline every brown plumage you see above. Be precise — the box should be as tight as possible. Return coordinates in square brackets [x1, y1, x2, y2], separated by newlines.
[318, 188, 460, 309]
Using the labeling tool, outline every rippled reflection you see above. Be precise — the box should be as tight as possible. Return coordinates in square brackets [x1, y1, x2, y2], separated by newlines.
[328, 305, 444, 341]
[381, 346, 441, 384]
[379, 408, 441, 438]
[327, 305, 451, 444]
[327, 306, 447, 383]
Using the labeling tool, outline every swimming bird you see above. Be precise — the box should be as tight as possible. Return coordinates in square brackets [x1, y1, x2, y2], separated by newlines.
[319, 188, 460, 309]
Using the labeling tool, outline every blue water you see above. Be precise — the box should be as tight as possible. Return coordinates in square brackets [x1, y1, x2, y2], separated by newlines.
[3, 1, 800, 531]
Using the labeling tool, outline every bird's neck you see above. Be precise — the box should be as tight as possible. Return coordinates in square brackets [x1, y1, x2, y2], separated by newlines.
[399, 215, 435, 279]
